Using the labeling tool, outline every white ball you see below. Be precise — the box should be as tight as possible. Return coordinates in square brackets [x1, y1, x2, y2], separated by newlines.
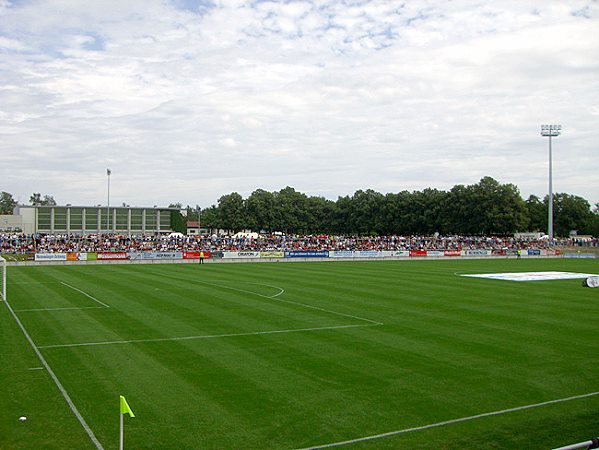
[19, 416, 27, 421]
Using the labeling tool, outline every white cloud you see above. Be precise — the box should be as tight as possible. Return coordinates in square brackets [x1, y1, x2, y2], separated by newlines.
[0, 0, 598, 209]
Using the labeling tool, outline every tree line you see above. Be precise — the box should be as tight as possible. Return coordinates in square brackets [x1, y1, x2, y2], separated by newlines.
[2, 177, 598, 237]
[176, 177, 599, 237]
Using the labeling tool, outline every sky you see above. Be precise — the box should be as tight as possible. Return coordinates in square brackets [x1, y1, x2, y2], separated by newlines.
[1, 0, 598, 209]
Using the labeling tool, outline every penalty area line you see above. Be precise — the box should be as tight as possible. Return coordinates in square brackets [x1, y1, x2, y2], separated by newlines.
[38, 323, 382, 349]
[14, 306, 107, 312]
[296, 390, 599, 449]
[60, 282, 110, 308]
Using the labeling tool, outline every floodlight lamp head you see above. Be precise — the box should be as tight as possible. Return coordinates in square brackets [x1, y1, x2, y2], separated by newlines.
[541, 124, 561, 137]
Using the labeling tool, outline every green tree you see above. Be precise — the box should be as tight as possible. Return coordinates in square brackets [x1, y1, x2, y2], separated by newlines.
[0, 192, 17, 214]
[332, 195, 352, 234]
[198, 205, 218, 229]
[168, 203, 186, 234]
[246, 189, 277, 232]
[413, 188, 448, 234]
[29, 193, 56, 206]
[347, 189, 385, 235]
[275, 187, 310, 233]
[305, 196, 336, 234]
[446, 177, 527, 234]
[552, 193, 594, 237]
[587, 203, 599, 237]
[525, 195, 546, 232]
[217, 192, 247, 232]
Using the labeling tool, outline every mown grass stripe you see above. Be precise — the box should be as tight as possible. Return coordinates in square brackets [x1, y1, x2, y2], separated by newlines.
[1, 297, 104, 449]
[37, 323, 381, 349]
[297, 390, 599, 449]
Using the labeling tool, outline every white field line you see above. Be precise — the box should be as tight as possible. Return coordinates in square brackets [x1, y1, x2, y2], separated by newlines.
[60, 282, 110, 308]
[242, 282, 285, 298]
[295, 390, 599, 449]
[14, 306, 106, 312]
[38, 323, 382, 349]
[194, 279, 382, 326]
[1, 298, 104, 449]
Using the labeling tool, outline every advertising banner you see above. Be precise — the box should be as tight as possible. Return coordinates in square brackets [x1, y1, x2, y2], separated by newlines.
[35, 253, 67, 261]
[155, 252, 183, 260]
[353, 250, 383, 258]
[426, 250, 445, 257]
[329, 251, 354, 258]
[463, 249, 491, 257]
[527, 249, 541, 256]
[260, 251, 284, 258]
[444, 250, 461, 257]
[87, 252, 97, 260]
[182, 251, 211, 259]
[564, 253, 595, 259]
[284, 251, 329, 258]
[97, 252, 128, 260]
[491, 249, 507, 256]
[67, 252, 88, 261]
[382, 251, 410, 258]
[223, 251, 261, 259]
[409, 250, 427, 257]
[135, 252, 182, 260]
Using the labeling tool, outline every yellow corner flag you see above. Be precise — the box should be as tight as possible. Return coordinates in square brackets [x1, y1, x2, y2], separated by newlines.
[120, 395, 135, 418]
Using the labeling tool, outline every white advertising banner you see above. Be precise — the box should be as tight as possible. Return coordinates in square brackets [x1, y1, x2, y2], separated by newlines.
[223, 251, 261, 259]
[381, 251, 410, 258]
[353, 251, 383, 258]
[35, 253, 67, 261]
[329, 251, 354, 258]
[462, 249, 492, 257]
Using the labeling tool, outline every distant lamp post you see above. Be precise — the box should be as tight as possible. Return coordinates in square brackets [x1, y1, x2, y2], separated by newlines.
[540, 124, 561, 240]
[107, 168, 111, 233]
[196, 205, 202, 235]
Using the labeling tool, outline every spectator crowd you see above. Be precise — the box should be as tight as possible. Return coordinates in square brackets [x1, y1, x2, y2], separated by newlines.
[1, 232, 596, 255]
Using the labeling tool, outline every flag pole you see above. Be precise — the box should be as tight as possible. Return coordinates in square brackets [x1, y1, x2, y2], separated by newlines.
[119, 411, 124, 450]
[119, 395, 135, 450]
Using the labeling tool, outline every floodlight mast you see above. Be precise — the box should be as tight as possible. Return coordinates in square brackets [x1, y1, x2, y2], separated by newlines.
[107, 168, 111, 234]
[540, 125, 561, 240]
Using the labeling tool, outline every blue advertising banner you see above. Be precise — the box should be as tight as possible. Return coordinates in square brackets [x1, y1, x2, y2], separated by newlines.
[564, 253, 595, 259]
[284, 251, 329, 258]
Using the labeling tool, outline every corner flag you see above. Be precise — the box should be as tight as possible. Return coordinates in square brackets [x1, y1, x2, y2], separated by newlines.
[120, 395, 135, 417]
[119, 395, 135, 450]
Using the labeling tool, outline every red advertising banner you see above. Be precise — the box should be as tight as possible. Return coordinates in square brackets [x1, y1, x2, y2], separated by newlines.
[444, 250, 461, 257]
[409, 250, 427, 257]
[492, 249, 506, 256]
[97, 252, 128, 260]
[183, 251, 211, 260]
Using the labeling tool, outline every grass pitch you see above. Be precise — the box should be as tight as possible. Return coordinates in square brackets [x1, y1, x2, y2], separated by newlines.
[1, 258, 598, 449]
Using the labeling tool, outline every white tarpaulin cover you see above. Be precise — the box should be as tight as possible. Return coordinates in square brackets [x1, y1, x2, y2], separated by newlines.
[461, 271, 599, 282]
